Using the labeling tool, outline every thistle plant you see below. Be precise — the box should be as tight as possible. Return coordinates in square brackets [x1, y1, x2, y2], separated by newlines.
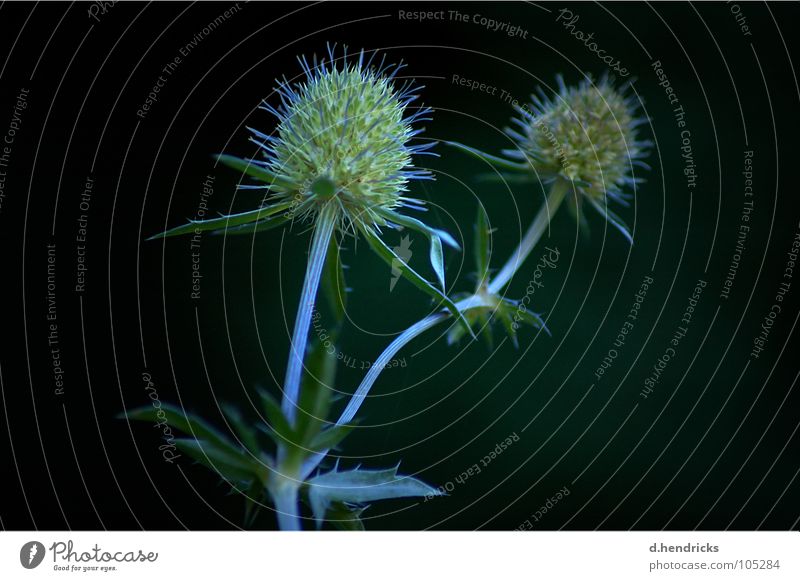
[129, 64, 650, 531]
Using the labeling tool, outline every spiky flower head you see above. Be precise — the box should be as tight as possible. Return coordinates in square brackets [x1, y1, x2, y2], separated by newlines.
[445, 75, 648, 242]
[507, 75, 649, 201]
[153, 46, 467, 330]
[243, 45, 435, 234]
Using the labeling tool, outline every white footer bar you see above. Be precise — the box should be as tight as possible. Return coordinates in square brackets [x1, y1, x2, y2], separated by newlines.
[1, 531, 797, 580]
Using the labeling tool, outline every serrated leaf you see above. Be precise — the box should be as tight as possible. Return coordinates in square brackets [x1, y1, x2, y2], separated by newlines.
[359, 225, 473, 339]
[446, 322, 468, 346]
[447, 308, 480, 346]
[305, 465, 442, 526]
[148, 200, 293, 240]
[444, 141, 530, 172]
[215, 154, 297, 191]
[175, 439, 258, 483]
[124, 404, 241, 457]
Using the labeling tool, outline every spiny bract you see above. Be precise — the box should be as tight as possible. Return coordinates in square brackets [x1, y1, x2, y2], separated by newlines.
[251, 45, 434, 233]
[505, 75, 649, 206]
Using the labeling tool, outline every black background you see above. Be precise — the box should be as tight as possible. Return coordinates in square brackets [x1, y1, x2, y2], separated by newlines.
[1, 1, 799, 530]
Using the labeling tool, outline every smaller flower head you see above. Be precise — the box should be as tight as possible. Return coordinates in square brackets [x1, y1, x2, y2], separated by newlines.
[499, 75, 650, 241]
[507, 75, 649, 200]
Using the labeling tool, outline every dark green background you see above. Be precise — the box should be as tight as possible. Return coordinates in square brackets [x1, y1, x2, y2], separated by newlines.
[1, 2, 798, 530]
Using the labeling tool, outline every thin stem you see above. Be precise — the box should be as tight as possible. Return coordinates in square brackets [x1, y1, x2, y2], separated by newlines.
[488, 179, 569, 294]
[273, 485, 301, 531]
[281, 202, 338, 424]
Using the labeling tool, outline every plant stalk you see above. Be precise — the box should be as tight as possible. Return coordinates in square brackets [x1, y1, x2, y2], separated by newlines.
[488, 178, 569, 294]
[272, 483, 302, 531]
[281, 202, 338, 424]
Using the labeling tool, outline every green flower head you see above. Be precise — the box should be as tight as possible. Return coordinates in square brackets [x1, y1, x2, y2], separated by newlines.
[152, 45, 470, 333]
[503, 75, 651, 240]
[241, 44, 435, 234]
[449, 75, 650, 243]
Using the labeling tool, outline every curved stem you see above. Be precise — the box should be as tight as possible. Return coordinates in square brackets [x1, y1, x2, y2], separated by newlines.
[338, 294, 486, 426]
[281, 202, 338, 424]
[488, 179, 569, 294]
[300, 295, 487, 479]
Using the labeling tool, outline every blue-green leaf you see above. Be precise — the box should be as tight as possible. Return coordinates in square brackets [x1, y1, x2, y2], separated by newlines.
[359, 225, 473, 338]
[215, 154, 296, 191]
[211, 212, 293, 236]
[429, 234, 446, 291]
[305, 465, 442, 526]
[444, 141, 530, 172]
[380, 210, 460, 250]
[377, 209, 458, 292]
[148, 200, 293, 240]
[123, 404, 241, 457]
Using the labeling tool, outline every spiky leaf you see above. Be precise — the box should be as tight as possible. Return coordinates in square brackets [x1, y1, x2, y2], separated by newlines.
[215, 154, 296, 191]
[359, 225, 473, 338]
[305, 465, 442, 526]
[124, 404, 241, 457]
[379, 209, 459, 292]
[148, 200, 293, 240]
